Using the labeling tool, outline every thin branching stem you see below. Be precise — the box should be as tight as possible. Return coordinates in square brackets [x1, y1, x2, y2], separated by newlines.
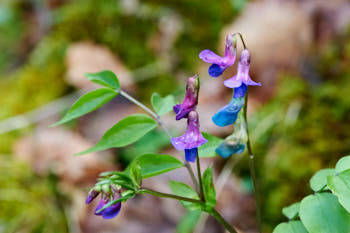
[196, 151, 205, 202]
[119, 89, 200, 192]
[140, 188, 202, 203]
[243, 89, 262, 233]
[232, 32, 247, 50]
[210, 209, 238, 233]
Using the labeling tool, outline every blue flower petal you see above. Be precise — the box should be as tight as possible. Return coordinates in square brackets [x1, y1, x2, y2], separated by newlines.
[102, 202, 122, 219]
[233, 84, 247, 98]
[216, 143, 245, 158]
[185, 148, 197, 162]
[212, 98, 244, 127]
[208, 64, 225, 77]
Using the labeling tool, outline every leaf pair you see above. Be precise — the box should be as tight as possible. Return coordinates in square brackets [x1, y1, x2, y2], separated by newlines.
[51, 71, 120, 127]
[51, 71, 162, 155]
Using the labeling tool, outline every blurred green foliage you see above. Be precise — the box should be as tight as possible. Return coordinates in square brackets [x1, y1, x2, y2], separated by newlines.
[247, 32, 350, 231]
[0, 156, 68, 233]
[1, 0, 350, 232]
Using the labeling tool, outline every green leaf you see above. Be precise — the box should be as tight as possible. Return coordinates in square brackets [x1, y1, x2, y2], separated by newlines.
[51, 88, 117, 126]
[85, 70, 120, 90]
[151, 92, 176, 116]
[310, 168, 335, 192]
[299, 193, 350, 233]
[169, 180, 201, 211]
[130, 160, 142, 188]
[176, 211, 201, 233]
[282, 202, 300, 220]
[327, 169, 350, 213]
[336, 155, 350, 173]
[77, 114, 157, 155]
[273, 221, 308, 233]
[198, 133, 223, 158]
[203, 167, 216, 208]
[129, 153, 183, 178]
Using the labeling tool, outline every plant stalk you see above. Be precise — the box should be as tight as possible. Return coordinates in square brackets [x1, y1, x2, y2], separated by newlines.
[243, 90, 262, 233]
[210, 209, 238, 233]
[119, 90, 200, 192]
[140, 188, 202, 203]
[196, 152, 205, 202]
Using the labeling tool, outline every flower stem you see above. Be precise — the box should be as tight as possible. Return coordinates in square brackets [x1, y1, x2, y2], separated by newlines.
[119, 90, 200, 192]
[243, 90, 262, 233]
[185, 162, 200, 192]
[119, 90, 172, 138]
[196, 151, 205, 202]
[210, 209, 238, 233]
[140, 188, 202, 203]
[232, 32, 247, 50]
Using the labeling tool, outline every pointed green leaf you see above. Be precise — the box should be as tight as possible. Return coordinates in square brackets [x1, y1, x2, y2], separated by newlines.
[203, 167, 216, 208]
[85, 70, 120, 90]
[169, 180, 201, 211]
[299, 193, 350, 233]
[327, 169, 350, 213]
[151, 92, 176, 116]
[128, 153, 183, 178]
[273, 221, 308, 233]
[130, 160, 142, 188]
[336, 155, 350, 173]
[282, 202, 300, 220]
[77, 114, 157, 155]
[198, 133, 223, 158]
[176, 211, 201, 233]
[310, 168, 335, 192]
[51, 88, 117, 126]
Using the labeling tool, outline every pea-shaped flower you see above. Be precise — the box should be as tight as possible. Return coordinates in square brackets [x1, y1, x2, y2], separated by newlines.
[86, 186, 122, 219]
[224, 49, 261, 88]
[199, 33, 237, 77]
[212, 84, 246, 127]
[171, 111, 207, 162]
[173, 75, 199, 120]
[215, 115, 248, 158]
[94, 195, 122, 219]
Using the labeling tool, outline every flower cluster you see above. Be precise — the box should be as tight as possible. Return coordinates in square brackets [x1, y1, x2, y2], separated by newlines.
[199, 33, 261, 157]
[199, 34, 261, 128]
[171, 75, 207, 162]
[86, 185, 122, 219]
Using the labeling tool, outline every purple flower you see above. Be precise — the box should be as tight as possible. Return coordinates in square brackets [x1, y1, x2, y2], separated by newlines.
[86, 185, 122, 220]
[173, 75, 199, 120]
[171, 111, 207, 162]
[224, 49, 261, 88]
[199, 33, 237, 77]
[86, 188, 100, 204]
[94, 195, 122, 219]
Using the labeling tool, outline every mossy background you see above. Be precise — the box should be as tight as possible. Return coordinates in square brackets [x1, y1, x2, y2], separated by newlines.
[0, 0, 349, 232]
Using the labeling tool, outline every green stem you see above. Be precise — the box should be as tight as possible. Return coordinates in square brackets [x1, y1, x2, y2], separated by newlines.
[243, 90, 262, 233]
[119, 89, 199, 191]
[185, 162, 200, 192]
[119, 90, 172, 138]
[210, 209, 238, 233]
[196, 151, 205, 202]
[140, 188, 202, 203]
[232, 32, 247, 49]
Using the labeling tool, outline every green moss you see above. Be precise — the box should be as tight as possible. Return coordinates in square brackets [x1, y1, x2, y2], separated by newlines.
[0, 156, 68, 233]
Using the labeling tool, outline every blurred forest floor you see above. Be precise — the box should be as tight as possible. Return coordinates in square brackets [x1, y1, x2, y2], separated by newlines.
[0, 0, 349, 233]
